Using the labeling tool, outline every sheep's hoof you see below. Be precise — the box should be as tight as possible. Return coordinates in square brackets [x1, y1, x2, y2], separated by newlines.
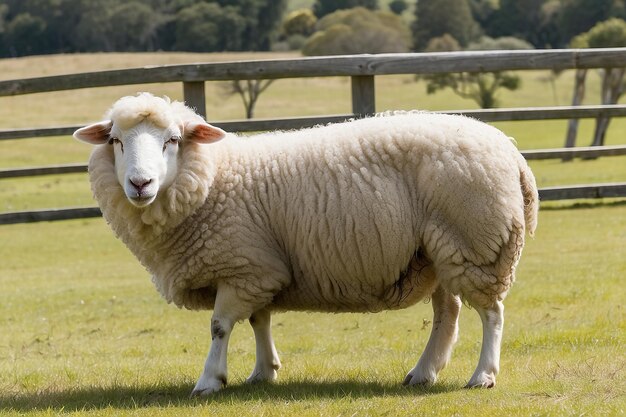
[245, 368, 278, 384]
[465, 373, 496, 389]
[402, 370, 436, 387]
[190, 376, 226, 397]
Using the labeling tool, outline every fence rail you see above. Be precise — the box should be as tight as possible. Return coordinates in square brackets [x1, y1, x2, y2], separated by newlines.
[2, 182, 624, 225]
[3, 49, 626, 95]
[2, 145, 626, 180]
[4, 104, 626, 141]
[1, 49, 626, 224]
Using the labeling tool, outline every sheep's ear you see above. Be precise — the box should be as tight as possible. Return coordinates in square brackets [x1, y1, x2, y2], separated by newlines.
[73, 120, 113, 145]
[185, 121, 226, 144]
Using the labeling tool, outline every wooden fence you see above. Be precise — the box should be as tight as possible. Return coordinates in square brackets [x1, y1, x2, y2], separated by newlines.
[1, 49, 626, 224]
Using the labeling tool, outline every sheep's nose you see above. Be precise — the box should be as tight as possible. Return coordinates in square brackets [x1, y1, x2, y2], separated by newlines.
[129, 178, 152, 194]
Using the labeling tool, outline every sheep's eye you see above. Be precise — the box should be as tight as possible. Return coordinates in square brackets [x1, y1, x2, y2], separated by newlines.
[163, 136, 181, 152]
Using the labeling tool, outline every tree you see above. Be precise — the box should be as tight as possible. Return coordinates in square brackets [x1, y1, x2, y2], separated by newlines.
[222, 79, 275, 119]
[0, 0, 288, 56]
[424, 34, 461, 52]
[302, 7, 410, 55]
[246, 0, 288, 51]
[282, 8, 317, 37]
[421, 36, 532, 109]
[108, 2, 164, 51]
[312, 0, 378, 18]
[468, 0, 498, 27]
[587, 18, 626, 146]
[565, 18, 626, 149]
[175, 3, 246, 52]
[0, 4, 9, 52]
[562, 30, 588, 156]
[4, 12, 47, 56]
[412, 0, 481, 50]
[388, 0, 408, 15]
[486, 0, 561, 48]
[558, 0, 615, 44]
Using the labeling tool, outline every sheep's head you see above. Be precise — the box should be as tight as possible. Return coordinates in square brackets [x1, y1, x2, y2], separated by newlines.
[74, 93, 225, 207]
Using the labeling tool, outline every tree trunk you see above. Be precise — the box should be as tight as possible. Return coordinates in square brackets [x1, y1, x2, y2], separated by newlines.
[591, 67, 625, 147]
[563, 69, 587, 161]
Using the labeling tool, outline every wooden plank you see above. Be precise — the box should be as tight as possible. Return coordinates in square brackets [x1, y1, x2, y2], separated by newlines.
[0, 207, 102, 225]
[0, 163, 87, 178]
[1, 183, 624, 224]
[0, 115, 355, 140]
[0, 125, 81, 140]
[2, 49, 626, 97]
[183, 81, 206, 119]
[4, 104, 626, 141]
[441, 104, 626, 122]
[351, 75, 376, 117]
[522, 145, 626, 160]
[2, 144, 623, 181]
[538, 183, 626, 200]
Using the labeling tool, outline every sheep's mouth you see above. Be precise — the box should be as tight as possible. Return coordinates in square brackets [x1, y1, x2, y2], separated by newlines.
[129, 194, 156, 207]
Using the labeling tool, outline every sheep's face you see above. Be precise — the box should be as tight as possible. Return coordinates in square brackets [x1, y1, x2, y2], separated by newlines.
[74, 119, 225, 207]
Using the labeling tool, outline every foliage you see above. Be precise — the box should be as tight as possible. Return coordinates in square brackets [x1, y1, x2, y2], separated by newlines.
[175, 3, 246, 52]
[412, 0, 481, 50]
[584, 16, 626, 47]
[388, 0, 408, 15]
[0, 0, 287, 56]
[422, 36, 532, 109]
[467, 35, 534, 50]
[425, 71, 521, 108]
[485, 0, 554, 47]
[109, 2, 165, 52]
[311, 0, 378, 18]
[282, 8, 317, 37]
[424, 34, 461, 52]
[302, 7, 410, 55]
[558, 0, 622, 43]
[2, 12, 47, 56]
[468, 0, 498, 27]
[482, 0, 626, 48]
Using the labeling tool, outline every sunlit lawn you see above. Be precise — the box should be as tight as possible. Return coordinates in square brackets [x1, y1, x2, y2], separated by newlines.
[0, 203, 624, 416]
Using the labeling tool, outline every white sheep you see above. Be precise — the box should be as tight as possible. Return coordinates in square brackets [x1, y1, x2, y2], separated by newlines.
[74, 92, 538, 396]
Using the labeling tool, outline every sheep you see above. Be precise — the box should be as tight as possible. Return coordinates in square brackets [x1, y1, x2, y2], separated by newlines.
[74, 92, 538, 396]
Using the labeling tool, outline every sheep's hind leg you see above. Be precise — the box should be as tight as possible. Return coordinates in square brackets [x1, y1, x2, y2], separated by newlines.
[246, 308, 281, 384]
[191, 285, 258, 397]
[466, 300, 504, 388]
[403, 285, 461, 386]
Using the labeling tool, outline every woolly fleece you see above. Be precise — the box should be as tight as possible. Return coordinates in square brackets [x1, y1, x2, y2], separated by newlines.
[87, 95, 538, 313]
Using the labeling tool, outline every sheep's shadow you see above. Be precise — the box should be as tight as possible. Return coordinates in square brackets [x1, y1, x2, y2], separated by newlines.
[0, 379, 460, 411]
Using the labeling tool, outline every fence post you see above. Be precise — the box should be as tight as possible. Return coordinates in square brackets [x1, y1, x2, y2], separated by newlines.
[183, 81, 207, 119]
[351, 75, 375, 118]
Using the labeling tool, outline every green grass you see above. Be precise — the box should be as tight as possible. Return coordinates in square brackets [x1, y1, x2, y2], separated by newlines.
[0, 204, 624, 416]
[0, 52, 625, 415]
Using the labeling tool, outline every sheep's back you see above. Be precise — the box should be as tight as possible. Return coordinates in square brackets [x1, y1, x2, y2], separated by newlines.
[160, 113, 531, 311]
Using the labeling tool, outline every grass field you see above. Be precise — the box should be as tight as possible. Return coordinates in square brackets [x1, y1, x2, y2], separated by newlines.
[0, 52, 625, 416]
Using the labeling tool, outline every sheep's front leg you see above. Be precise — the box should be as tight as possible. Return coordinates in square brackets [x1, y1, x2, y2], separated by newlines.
[246, 308, 281, 383]
[191, 285, 254, 397]
[466, 300, 504, 388]
[403, 285, 461, 386]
